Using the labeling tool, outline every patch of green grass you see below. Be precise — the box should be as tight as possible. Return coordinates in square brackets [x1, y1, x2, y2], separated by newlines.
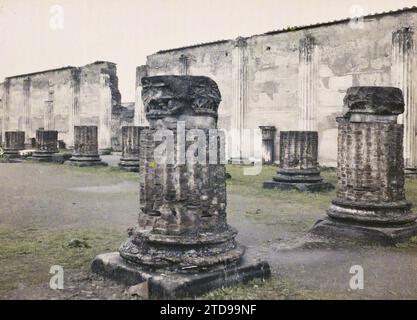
[0, 225, 125, 296]
[201, 277, 353, 300]
[226, 164, 334, 211]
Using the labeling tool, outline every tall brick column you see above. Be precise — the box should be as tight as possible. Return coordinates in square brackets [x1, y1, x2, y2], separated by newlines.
[31, 130, 58, 162]
[65, 126, 107, 167]
[310, 87, 417, 244]
[118, 126, 147, 172]
[264, 131, 333, 192]
[4, 131, 25, 158]
[92, 75, 270, 298]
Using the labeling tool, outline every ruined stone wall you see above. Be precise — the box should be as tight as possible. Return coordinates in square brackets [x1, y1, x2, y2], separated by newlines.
[144, 9, 417, 166]
[1, 61, 122, 150]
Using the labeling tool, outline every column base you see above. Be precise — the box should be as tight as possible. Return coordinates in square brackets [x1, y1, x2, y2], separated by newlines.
[3, 149, 23, 158]
[64, 155, 108, 167]
[91, 252, 270, 299]
[28, 151, 57, 162]
[405, 168, 417, 177]
[263, 180, 334, 192]
[118, 159, 139, 172]
[99, 148, 112, 155]
[309, 217, 417, 245]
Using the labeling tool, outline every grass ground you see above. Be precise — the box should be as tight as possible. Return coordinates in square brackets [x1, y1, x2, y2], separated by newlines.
[2, 163, 417, 299]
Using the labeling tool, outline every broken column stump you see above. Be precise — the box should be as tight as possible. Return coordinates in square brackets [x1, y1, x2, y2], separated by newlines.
[259, 126, 276, 165]
[310, 86, 417, 244]
[3, 131, 25, 158]
[92, 75, 270, 299]
[263, 131, 334, 192]
[65, 126, 107, 167]
[118, 126, 146, 172]
[30, 130, 58, 162]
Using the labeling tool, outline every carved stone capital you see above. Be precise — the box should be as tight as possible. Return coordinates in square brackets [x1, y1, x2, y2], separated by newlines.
[343, 86, 404, 117]
[141, 75, 221, 120]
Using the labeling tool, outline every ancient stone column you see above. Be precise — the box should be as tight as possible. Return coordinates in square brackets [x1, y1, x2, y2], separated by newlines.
[23, 77, 32, 141]
[259, 126, 276, 164]
[92, 75, 270, 298]
[310, 87, 417, 244]
[299, 35, 319, 131]
[4, 131, 25, 157]
[118, 126, 146, 172]
[230, 37, 249, 164]
[65, 126, 107, 167]
[134, 65, 149, 127]
[98, 73, 112, 155]
[68, 69, 80, 149]
[264, 131, 333, 192]
[30, 130, 58, 162]
[392, 27, 417, 174]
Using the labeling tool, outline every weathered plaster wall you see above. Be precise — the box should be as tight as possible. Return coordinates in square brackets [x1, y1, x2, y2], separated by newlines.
[1, 61, 123, 150]
[144, 9, 417, 166]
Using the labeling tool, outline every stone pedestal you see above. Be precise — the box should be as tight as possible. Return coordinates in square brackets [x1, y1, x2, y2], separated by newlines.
[259, 126, 276, 164]
[310, 87, 417, 244]
[118, 126, 146, 172]
[30, 130, 58, 162]
[4, 131, 25, 158]
[263, 131, 333, 192]
[92, 76, 270, 298]
[65, 126, 107, 167]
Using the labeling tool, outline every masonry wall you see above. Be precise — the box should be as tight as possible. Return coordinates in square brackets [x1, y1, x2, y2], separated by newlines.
[144, 10, 417, 167]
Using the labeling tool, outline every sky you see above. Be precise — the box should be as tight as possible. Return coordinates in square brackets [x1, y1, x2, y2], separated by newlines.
[0, 0, 416, 101]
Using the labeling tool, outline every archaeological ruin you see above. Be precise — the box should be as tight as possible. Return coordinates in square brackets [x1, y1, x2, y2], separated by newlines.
[310, 86, 417, 244]
[0, 61, 133, 152]
[118, 126, 145, 172]
[92, 75, 270, 298]
[137, 7, 417, 168]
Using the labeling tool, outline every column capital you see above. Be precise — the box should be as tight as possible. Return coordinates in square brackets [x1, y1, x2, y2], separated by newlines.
[343, 86, 404, 122]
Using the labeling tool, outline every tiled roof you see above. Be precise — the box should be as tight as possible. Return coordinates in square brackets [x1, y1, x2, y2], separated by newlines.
[153, 6, 417, 54]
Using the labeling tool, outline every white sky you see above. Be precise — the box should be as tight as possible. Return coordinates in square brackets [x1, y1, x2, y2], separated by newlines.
[0, 0, 416, 101]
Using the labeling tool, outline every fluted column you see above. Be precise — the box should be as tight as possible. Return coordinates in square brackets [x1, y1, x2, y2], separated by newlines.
[392, 27, 416, 171]
[68, 69, 80, 148]
[179, 54, 189, 75]
[134, 65, 149, 127]
[230, 37, 248, 163]
[118, 126, 147, 172]
[1, 79, 10, 144]
[23, 78, 32, 141]
[299, 35, 319, 131]
[98, 73, 112, 155]
[263, 131, 333, 192]
[4, 131, 25, 157]
[92, 75, 270, 299]
[65, 126, 107, 167]
[44, 82, 54, 131]
[259, 126, 276, 164]
[31, 130, 58, 162]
